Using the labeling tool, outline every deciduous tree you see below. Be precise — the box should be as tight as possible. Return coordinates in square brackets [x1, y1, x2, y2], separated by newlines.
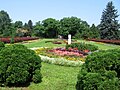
[42, 18, 59, 38]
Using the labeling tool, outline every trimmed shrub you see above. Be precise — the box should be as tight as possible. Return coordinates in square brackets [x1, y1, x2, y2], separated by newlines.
[76, 49, 120, 90]
[66, 42, 98, 51]
[0, 44, 42, 87]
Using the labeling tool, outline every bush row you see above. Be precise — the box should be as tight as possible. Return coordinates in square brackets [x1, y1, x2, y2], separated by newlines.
[0, 37, 39, 43]
[0, 44, 42, 87]
[87, 38, 120, 45]
[76, 49, 120, 90]
[66, 42, 98, 51]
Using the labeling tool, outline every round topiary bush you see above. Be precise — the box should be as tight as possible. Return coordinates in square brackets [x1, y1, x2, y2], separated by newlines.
[76, 49, 120, 90]
[0, 44, 42, 87]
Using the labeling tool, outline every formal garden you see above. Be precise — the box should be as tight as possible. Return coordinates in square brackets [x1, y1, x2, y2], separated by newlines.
[0, 1, 120, 90]
[0, 38, 119, 90]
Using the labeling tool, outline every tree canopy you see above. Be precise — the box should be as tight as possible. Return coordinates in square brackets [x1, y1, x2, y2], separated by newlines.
[42, 18, 60, 38]
[60, 17, 81, 38]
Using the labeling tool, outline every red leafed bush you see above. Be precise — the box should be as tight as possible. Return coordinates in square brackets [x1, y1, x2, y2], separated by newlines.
[0, 37, 39, 43]
[52, 41, 62, 44]
[87, 39, 120, 45]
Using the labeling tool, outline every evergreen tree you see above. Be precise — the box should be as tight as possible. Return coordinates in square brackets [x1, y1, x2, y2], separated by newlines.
[28, 20, 33, 36]
[0, 10, 11, 36]
[99, 1, 120, 40]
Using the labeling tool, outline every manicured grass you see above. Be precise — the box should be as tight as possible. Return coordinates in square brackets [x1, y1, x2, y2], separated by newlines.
[77, 39, 120, 50]
[0, 63, 80, 90]
[23, 39, 66, 48]
[24, 39, 120, 50]
[29, 62, 80, 90]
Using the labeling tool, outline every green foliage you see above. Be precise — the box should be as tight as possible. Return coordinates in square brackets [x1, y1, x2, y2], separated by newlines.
[0, 10, 11, 36]
[28, 20, 33, 36]
[23, 23, 29, 30]
[0, 41, 5, 50]
[10, 24, 16, 44]
[66, 43, 98, 51]
[89, 24, 100, 39]
[0, 44, 42, 87]
[14, 21, 23, 28]
[60, 17, 82, 38]
[80, 28, 92, 39]
[76, 70, 120, 90]
[76, 49, 120, 90]
[32, 70, 42, 83]
[42, 18, 60, 38]
[85, 49, 120, 74]
[99, 1, 120, 40]
[33, 21, 45, 37]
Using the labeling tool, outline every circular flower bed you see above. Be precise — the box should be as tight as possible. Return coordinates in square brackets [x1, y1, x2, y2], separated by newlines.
[35, 47, 88, 62]
[33, 47, 87, 67]
[33, 43, 98, 67]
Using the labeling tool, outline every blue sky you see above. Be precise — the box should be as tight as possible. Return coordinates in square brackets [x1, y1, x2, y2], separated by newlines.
[0, 0, 120, 25]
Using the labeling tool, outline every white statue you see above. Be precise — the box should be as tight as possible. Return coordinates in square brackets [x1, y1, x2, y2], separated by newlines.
[68, 34, 71, 44]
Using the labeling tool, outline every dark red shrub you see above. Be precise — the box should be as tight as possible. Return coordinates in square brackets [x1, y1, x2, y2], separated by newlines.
[0, 37, 39, 43]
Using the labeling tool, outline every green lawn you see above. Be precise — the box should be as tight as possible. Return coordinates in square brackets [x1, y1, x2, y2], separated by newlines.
[23, 39, 66, 48]
[29, 62, 80, 90]
[2, 39, 120, 90]
[24, 38, 120, 50]
[1, 62, 80, 90]
[77, 39, 120, 50]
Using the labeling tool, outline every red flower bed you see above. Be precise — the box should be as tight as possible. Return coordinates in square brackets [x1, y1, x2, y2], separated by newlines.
[87, 39, 120, 45]
[48, 48, 89, 57]
[0, 37, 39, 43]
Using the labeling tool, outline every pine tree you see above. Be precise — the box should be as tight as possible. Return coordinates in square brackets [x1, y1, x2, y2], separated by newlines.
[28, 20, 33, 36]
[99, 1, 120, 40]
